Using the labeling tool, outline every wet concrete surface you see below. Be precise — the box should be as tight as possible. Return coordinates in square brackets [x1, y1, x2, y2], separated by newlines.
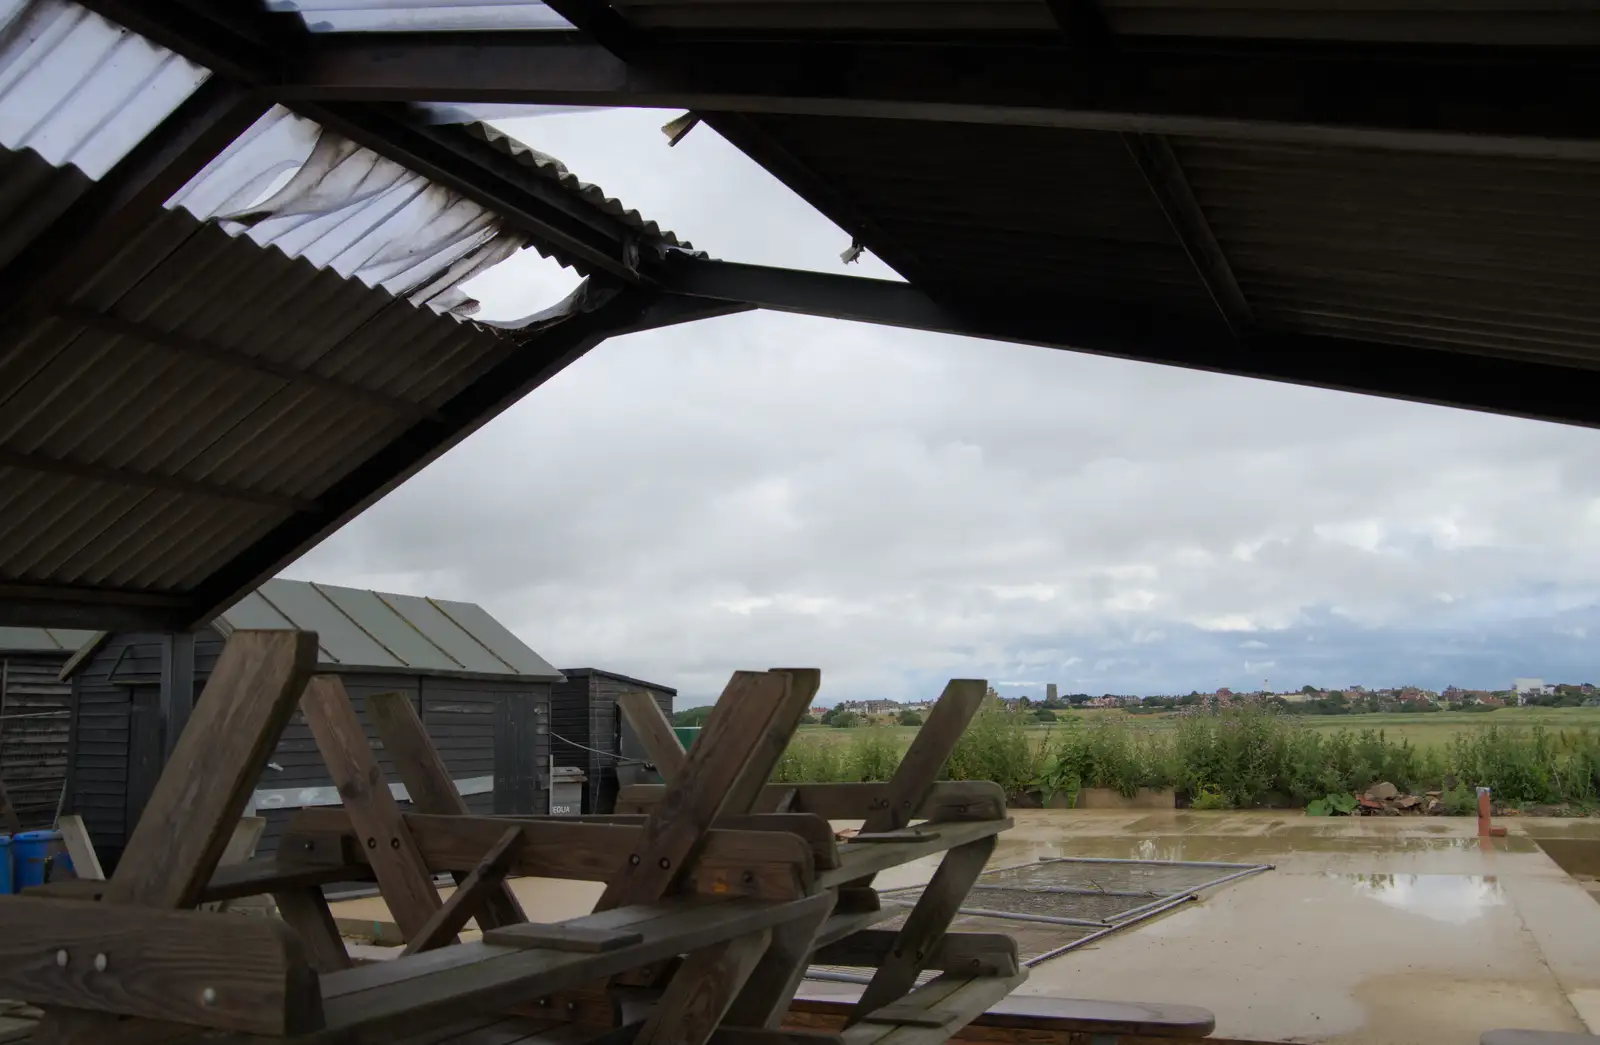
[994, 811, 1600, 1045]
[325, 810, 1600, 1045]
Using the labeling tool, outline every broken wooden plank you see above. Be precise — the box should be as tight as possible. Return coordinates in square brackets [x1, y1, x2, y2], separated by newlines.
[599, 671, 796, 910]
[284, 810, 815, 900]
[367, 691, 525, 931]
[403, 828, 524, 956]
[617, 690, 687, 782]
[617, 782, 1006, 824]
[302, 675, 445, 944]
[815, 932, 1018, 978]
[0, 895, 320, 1035]
[55, 816, 104, 881]
[273, 886, 354, 973]
[484, 925, 646, 953]
[638, 930, 774, 1045]
[849, 836, 997, 1023]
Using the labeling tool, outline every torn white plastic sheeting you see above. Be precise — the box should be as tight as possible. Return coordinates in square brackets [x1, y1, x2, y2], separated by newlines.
[268, 0, 574, 34]
[249, 774, 494, 812]
[169, 105, 526, 316]
[0, 0, 208, 179]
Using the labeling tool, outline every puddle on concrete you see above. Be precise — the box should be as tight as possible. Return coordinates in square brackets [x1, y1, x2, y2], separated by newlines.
[1335, 872, 1506, 924]
[993, 831, 1531, 866]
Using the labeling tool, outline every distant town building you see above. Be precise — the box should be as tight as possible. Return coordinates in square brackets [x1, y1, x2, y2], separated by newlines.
[1513, 678, 1554, 705]
[1046, 683, 1058, 702]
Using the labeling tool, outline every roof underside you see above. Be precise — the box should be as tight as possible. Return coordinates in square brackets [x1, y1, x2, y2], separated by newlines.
[0, 0, 725, 631]
[0, 0, 1594, 631]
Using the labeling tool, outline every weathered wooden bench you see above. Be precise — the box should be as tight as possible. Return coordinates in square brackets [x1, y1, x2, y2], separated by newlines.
[0, 633, 1027, 1045]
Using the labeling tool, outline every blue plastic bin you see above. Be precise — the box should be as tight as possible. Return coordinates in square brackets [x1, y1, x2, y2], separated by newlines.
[0, 835, 11, 894]
[13, 829, 71, 890]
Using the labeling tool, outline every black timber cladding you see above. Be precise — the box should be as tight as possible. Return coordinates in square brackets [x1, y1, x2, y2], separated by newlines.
[62, 627, 554, 866]
[551, 668, 675, 813]
[60, 578, 561, 867]
[0, 628, 94, 830]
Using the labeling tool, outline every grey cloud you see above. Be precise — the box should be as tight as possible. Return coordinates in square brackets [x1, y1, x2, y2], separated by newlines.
[285, 111, 1600, 703]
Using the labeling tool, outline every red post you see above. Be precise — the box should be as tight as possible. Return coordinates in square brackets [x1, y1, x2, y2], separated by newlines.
[1477, 787, 1492, 836]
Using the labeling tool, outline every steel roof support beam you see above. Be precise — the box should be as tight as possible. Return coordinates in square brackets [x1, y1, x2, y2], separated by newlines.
[284, 35, 1600, 161]
[652, 256, 1600, 432]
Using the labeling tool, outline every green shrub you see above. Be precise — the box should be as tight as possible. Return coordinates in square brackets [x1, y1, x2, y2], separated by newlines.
[946, 710, 1047, 799]
[846, 729, 903, 782]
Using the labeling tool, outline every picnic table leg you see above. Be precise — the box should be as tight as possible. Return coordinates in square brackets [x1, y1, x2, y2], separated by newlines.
[636, 929, 775, 1045]
[367, 691, 526, 930]
[724, 890, 837, 1028]
[846, 680, 986, 890]
[302, 676, 446, 945]
[847, 833, 998, 1024]
[32, 631, 317, 1045]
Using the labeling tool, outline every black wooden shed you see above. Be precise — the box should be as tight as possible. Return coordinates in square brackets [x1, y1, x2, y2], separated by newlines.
[551, 668, 675, 814]
[0, 628, 94, 830]
[61, 579, 562, 868]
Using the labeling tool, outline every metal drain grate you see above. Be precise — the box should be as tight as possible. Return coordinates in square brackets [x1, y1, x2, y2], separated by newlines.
[807, 856, 1271, 983]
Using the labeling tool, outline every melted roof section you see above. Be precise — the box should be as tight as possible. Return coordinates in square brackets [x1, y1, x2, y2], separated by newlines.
[0, 0, 691, 631]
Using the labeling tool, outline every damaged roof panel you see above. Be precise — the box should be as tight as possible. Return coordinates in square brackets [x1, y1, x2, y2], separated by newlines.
[0, 0, 694, 630]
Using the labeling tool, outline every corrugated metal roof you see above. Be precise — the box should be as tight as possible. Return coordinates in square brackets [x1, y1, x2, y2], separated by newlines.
[460, 121, 691, 254]
[605, 0, 1600, 44]
[744, 115, 1214, 313]
[0, 199, 513, 593]
[0, 626, 93, 652]
[1175, 139, 1600, 368]
[216, 578, 563, 679]
[0, 0, 208, 179]
[0, 0, 687, 630]
[171, 105, 527, 316]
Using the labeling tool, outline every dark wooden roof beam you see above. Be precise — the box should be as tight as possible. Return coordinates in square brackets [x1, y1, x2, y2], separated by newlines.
[0, 449, 316, 512]
[52, 307, 443, 423]
[1044, 0, 1113, 49]
[282, 35, 1600, 161]
[0, 581, 191, 631]
[1121, 134, 1254, 338]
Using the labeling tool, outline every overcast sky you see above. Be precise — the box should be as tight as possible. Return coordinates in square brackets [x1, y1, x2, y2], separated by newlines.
[287, 108, 1600, 705]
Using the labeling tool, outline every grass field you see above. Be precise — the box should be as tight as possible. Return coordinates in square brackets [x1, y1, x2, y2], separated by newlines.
[799, 706, 1600, 752]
